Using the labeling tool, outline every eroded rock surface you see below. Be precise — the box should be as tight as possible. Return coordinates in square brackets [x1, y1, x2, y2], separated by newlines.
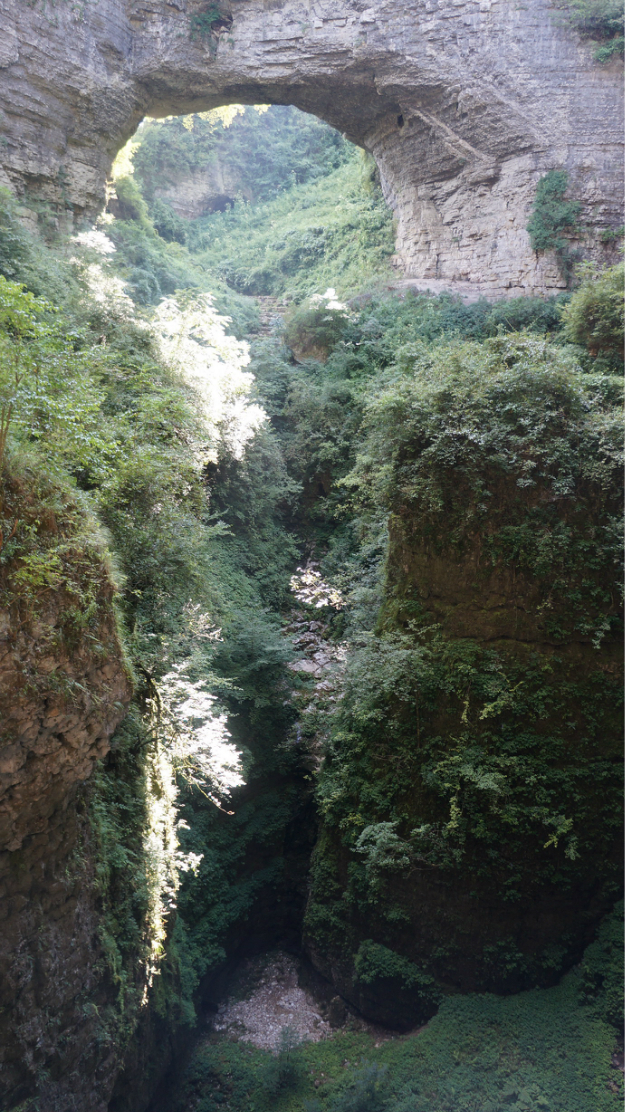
[0, 0, 622, 296]
[0, 594, 131, 853]
[0, 475, 132, 1110]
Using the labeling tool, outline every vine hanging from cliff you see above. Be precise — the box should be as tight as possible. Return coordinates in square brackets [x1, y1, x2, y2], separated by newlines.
[526, 170, 582, 282]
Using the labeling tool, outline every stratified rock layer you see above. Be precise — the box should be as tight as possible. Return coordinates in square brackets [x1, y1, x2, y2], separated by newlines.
[0, 0, 622, 296]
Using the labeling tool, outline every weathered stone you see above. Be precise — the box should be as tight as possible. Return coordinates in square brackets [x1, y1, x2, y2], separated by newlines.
[0, 485, 132, 1110]
[0, 0, 622, 296]
[152, 163, 244, 218]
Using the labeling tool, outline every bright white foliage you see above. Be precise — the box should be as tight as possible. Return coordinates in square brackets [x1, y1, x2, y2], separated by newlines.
[71, 228, 117, 255]
[152, 293, 266, 461]
[69, 229, 136, 318]
[310, 287, 348, 313]
[159, 663, 244, 799]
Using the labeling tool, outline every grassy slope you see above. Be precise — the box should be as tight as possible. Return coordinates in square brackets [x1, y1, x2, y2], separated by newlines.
[189, 157, 395, 300]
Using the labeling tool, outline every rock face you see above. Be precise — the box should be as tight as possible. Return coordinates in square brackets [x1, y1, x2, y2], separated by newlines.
[0, 0, 622, 296]
[0, 465, 133, 1110]
[153, 163, 242, 218]
[0, 596, 131, 855]
[302, 350, 623, 1028]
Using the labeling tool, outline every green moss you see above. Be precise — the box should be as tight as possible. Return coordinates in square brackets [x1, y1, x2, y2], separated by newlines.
[302, 335, 622, 1005]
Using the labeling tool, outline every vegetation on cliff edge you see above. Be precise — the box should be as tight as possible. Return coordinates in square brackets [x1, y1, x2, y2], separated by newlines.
[0, 104, 622, 1109]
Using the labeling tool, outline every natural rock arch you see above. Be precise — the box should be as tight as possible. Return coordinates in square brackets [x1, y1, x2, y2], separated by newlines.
[0, 0, 623, 293]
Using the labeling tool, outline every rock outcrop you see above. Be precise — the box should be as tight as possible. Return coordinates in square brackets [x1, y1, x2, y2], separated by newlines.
[0, 462, 133, 1110]
[302, 348, 624, 1028]
[0, 0, 622, 296]
[153, 163, 241, 218]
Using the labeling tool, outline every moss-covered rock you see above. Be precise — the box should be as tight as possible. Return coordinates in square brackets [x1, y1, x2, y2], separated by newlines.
[0, 451, 134, 1109]
[304, 338, 623, 1027]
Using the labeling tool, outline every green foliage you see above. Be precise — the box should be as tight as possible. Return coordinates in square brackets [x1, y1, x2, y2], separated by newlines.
[191, 159, 395, 300]
[0, 445, 121, 655]
[600, 224, 625, 243]
[302, 333, 622, 996]
[310, 1062, 390, 1112]
[111, 175, 154, 228]
[593, 33, 625, 59]
[577, 900, 624, 1029]
[559, 261, 624, 372]
[2, 98, 623, 1111]
[284, 296, 350, 360]
[262, 1028, 307, 1096]
[0, 187, 82, 306]
[0, 184, 310, 1054]
[133, 107, 353, 207]
[105, 211, 202, 308]
[150, 198, 189, 245]
[190, 5, 225, 41]
[89, 715, 154, 1026]
[351, 333, 621, 499]
[169, 907, 624, 1112]
[354, 942, 439, 1009]
[247, 285, 576, 530]
[526, 170, 581, 258]
[555, 0, 624, 58]
[0, 190, 41, 281]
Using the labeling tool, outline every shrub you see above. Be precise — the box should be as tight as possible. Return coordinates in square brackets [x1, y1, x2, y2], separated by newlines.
[190, 5, 224, 41]
[150, 198, 189, 245]
[559, 261, 624, 371]
[526, 170, 581, 255]
[329, 1062, 390, 1112]
[354, 941, 439, 1009]
[555, 0, 624, 58]
[111, 175, 153, 229]
[262, 1026, 307, 1095]
[284, 291, 350, 360]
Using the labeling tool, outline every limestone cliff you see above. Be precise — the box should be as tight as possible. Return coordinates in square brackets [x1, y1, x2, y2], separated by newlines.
[0, 0, 622, 297]
[152, 162, 244, 218]
[303, 344, 623, 1028]
[0, 458, 133, 1110]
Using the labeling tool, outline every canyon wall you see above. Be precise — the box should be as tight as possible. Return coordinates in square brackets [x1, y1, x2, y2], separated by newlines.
[302, 349, 623, 1029]
[0, 463, 133, 1110]
[0, 0, 622, 297]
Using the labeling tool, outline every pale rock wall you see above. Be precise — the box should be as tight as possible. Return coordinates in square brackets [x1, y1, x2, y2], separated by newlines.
[0, 0, 622, 296]
[153, 161, 244, 217]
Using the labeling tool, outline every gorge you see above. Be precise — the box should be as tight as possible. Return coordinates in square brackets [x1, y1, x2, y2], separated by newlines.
[0, 2, 623, 1111]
